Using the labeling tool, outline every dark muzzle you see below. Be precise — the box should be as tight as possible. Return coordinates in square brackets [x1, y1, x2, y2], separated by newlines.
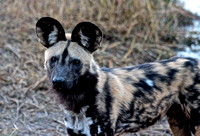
[52, 76, 65, 90]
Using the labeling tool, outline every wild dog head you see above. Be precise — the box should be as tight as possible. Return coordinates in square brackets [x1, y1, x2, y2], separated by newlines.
[36, 17, 102, 97]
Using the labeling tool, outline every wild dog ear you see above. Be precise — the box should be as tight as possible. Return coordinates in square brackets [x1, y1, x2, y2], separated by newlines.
[71, 22, 103, 53]
[36, 17, 66, 48]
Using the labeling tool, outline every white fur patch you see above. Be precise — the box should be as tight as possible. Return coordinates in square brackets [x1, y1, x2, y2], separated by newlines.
[80, 30, 89, 47]
[64, 106, 93, 136]
[145, 79, 154, 87]
[65, 33, 71, 39]
[89, 57, 99, 74]
[48, 26, 58, 45]
[97, 125, 102, 134]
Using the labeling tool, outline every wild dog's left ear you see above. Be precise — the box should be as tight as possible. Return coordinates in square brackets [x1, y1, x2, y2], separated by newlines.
[71, 22, 103, 53]
[36, 17, 66, 48]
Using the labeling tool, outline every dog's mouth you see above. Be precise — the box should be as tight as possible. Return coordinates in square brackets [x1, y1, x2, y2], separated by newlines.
[51, 80, 78, 93]
[53, 86, 65, 92]
[52, 84, 71, 92]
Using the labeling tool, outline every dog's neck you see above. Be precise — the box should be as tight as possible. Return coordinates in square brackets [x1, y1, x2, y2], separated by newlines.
[64, 106, 94, 136]
[62, 93, 87, 113]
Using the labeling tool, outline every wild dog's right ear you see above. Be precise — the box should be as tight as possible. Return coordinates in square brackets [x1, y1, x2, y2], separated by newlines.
[71, 22, 103, 53]
[36, 17, 66, 48]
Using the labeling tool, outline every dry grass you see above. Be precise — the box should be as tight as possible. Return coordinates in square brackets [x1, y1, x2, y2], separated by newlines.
[0, 0, 193, 135]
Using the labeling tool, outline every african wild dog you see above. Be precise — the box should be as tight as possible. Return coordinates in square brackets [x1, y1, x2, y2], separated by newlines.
[36, 17, 200, 136]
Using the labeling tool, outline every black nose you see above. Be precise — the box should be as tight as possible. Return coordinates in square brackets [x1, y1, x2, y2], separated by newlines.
[52, 77, 65, 89]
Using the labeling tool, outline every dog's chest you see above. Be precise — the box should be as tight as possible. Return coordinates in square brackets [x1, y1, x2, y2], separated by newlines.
[64, 107, 94, 136]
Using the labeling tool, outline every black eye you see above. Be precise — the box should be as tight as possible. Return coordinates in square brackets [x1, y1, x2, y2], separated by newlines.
[72, 58, 81, 65]
[51, 56, 58, 63]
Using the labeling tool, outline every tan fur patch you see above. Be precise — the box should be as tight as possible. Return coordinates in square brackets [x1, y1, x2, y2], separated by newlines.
[68, 43, 95, 75]
[45, 41, 67, 64]
[44, 40, 96, 75]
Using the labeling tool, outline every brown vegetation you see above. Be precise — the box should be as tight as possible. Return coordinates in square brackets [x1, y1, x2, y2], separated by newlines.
[0, 0, 194, 135]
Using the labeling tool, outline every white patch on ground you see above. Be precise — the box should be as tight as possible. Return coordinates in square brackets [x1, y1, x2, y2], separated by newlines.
[64, 106, 93, 136]
[181, 0, 200, 16]
[48, 26, 58, 45]
[145, 79, 154, 87]
[177, 45, 200, 60]
[177, 1, 200, 60]
[80, 30, 89, 47]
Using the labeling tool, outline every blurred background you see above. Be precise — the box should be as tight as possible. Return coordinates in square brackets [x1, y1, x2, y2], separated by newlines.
[0, 0, 200, 135]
